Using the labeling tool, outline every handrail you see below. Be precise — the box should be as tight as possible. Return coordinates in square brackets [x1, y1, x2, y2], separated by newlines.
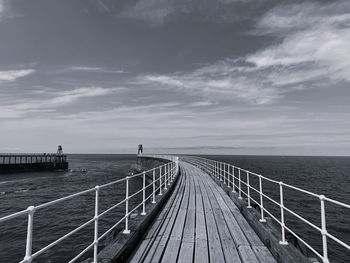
[0, 156, 179, 263]
[182, 156, 350, 263]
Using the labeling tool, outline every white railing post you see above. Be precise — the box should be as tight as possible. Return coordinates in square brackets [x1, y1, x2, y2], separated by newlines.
[168, 163, 171, 185]
[170, 162, 173, 182]
[238, 168, 242, 199]
[164, 165, 168, 190]
[152, 168, 156, 204]
[223, 163, 226, 184]
[159, 166, 163, 196]
[279, 182, 288, 245]
[93, 186, 100, 263]
[123, 176, 130, 234]
[23, 206, 35, 263]
[320, 195, 329, 263]
[176, 157, 179, 175]
[226, 163, 229, 186]
[232, 165, 236, 193]
[141, 172, 146, 215]
[220, 162, 223, 181]
[247, 171, 251, 208]
[259, 175, 266, 222]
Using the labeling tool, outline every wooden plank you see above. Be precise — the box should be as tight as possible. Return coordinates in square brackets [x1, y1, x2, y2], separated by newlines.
[204, 179, 250, 247]
[193, 170, 209, 263]
[197, 172, 226, 263]
[200, 174, 242, 263]
[129, 174, 185, 262]
[146, 168, 188, 262]
[160, 169, 191, 263]
[178, 175, 196, 262]
[252, 246, 277, 263]
[238, 246, 260, 263]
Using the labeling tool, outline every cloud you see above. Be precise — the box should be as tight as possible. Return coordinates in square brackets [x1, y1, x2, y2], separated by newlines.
[0, 69, 35, 82]
[119, 0, 257, 25]
[69, 66, 126, 74]
[0, 87, 118, 119]
[137, 1, 350, 105]
[248, 1, 350, 82]
[0, 0, 4, 18]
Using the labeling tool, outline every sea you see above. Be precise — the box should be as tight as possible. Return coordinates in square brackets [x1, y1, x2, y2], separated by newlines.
[0, 154, 349, 263]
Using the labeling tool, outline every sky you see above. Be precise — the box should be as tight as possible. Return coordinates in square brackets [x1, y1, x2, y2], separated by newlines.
[0, 0, 349, 155]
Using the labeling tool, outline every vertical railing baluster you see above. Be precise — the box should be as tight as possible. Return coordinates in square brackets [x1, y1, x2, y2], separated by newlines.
[232, 165, 236, 193]
[223, 163, 226, 184]
[320, 195, 329, 263]
[164, 165, 168, 190]
[23, 206, 35, 263]
[123, 176, 130, 234]
[141, 172, 146, 215]
[152, 168, 156, 204]
[93, 186, 100, 263]
[159, 166, 163, 196]
[238, 168, 242, 199]
[168, 163, 171, 185]
[259, 175, 266, 222]
[220, 162, 223, 181]
[247, 171, 251, 208]
[170, 162, 173, 182]
[279, 182, 288, 245]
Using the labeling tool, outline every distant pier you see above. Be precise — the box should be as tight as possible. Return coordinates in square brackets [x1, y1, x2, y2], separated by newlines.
[0, 146, 68, 174]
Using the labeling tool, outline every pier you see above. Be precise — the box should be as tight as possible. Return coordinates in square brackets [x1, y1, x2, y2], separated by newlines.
[0, 154, 349, 263]
[0, 146, 68, 174]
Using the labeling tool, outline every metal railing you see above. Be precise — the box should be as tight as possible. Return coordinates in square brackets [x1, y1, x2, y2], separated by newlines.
[0, 156, 179, 263]
[182, 156, 350, 263]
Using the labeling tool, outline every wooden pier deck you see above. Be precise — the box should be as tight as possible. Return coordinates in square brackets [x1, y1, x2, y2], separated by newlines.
[128, 161, 276, 263]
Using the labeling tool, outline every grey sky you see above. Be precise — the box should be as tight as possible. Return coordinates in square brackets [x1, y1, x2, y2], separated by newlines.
[0, 0, 349, 155]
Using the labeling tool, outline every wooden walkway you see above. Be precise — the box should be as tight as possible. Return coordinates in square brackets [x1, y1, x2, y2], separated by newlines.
[128, 162, 276, 263]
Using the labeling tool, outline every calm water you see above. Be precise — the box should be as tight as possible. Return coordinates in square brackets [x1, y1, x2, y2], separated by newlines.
[0, 154, 143, 263]
[0, 155, 349, 263]
[205, 155, 350, 263]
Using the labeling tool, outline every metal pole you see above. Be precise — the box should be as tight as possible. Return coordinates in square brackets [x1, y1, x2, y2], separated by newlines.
[320, 195, 329, 263]
[123, 176, 130, 234]
[159, 166, 163, 196]
[141, 172, 146, 215]
[238, 169, 242, 199]
[23, 206, 35, 263]
[232, 165, 236, 193]
[259, 175, 266, 222]
[93, 186, 100, 263]
[164, 165, 168, 190]
[152, 169, 156, 204]
[279, 182, 288, 245]
[168, 163, 171, 185]
[219, 162, 222, 181]
[247, 171, 251, 208]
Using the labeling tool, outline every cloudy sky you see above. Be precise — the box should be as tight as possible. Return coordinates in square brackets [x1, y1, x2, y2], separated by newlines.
[0, 0, 349, 155]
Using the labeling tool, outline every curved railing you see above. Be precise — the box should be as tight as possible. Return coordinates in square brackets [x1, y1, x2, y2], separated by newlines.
[0, 157, 179, 263]
[183, 156, 349, 263]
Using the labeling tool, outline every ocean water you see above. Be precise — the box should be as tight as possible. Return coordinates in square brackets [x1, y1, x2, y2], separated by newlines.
[205, 155, 350, 263]
[0, 155, 349, 263]
[0, 154, 144, 263]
